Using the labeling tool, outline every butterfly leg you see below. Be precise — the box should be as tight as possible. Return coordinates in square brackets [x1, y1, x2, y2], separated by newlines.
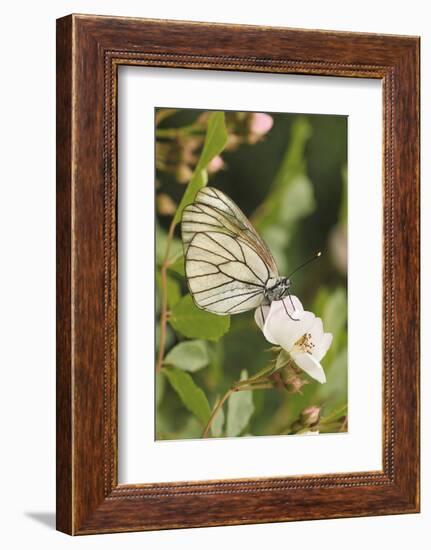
[287, 290, 296, 312]
[282, 296, 299, 322]
[259, 306, 265, 326]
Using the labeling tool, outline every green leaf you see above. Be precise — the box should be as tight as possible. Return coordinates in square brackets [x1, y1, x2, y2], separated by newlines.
[195, 112, 228, 172]
[163, 367, 211, 424]
[156, 271, 181, 308]
[164, 340, 209, 372]
[173, 112, 228, 224]
[169, 295, 230, 341]
[211, 397, 225, 438]
[226, 370, 254, 437]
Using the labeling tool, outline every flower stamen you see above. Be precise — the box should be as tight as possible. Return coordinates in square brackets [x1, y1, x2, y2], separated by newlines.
[293, 333, 315, 354]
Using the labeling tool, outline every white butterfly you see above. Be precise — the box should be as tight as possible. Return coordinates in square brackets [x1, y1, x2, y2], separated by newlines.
[181, 187, 293, 316]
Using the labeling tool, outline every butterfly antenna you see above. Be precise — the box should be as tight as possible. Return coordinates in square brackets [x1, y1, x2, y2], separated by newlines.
[287, 251, 322, 279]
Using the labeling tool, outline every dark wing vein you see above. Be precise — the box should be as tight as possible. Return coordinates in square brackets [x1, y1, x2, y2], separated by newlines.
[181, 186, 281, 315]
[226, 291, 264, 312]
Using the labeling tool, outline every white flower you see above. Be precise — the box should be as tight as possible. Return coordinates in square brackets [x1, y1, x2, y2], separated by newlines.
[254, 296, 332, 384]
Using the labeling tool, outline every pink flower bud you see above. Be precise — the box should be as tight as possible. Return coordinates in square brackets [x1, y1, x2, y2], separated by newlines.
[207, 155, 224, 174]
[284, 374, 308, 394]
[250, 113, 274, 136]
[300, 406, 321, 427]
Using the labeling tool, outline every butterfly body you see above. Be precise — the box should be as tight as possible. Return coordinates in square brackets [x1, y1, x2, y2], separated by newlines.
[181, 186, 289, 316]
[264, 276, 291, 303]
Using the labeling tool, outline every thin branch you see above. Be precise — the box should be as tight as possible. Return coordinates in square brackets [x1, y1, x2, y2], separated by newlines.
[202, 388, 233, 438]
[319, 404, 348, 425]
[202, 377, 274, 438]
[155, 221, 176, 373]
[233, 363, 276, 387]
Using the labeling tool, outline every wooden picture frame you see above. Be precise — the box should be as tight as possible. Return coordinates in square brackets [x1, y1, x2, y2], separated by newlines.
[56, 14, 420, 535]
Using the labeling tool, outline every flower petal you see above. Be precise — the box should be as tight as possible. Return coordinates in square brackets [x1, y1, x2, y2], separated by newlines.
[254, 296, 303, 333]
[264, 308, 316, 349]
[291, 352, 327, 384]
[254, 304, 270, 331]
[282, 295, 304, 315]
[315, 333, 333, 361]
[309, 316, 324, 342]
[303, 317, 333, 361]
[268, 296, 303, 318]
[307, 317, 324, 357]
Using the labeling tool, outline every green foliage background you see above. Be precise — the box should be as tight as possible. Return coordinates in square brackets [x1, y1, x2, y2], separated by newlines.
[155, 109, 348, 440]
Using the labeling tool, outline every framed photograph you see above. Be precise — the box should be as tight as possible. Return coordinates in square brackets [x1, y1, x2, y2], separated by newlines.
[56, 14, 420, 535]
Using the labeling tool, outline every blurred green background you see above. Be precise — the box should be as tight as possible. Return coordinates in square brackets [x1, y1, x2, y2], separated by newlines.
[155, 108, 348, 440]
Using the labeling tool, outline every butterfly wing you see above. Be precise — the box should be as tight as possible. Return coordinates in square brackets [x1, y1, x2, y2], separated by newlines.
[182, 187, 278, 275]
[181, 187, 279, 316]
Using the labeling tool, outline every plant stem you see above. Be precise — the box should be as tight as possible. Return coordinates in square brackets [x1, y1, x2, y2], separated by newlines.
[155, 221, 176, 373]
[202, 389, 233, 438]
[202, 378, 273, 438]
[319, 404, 348, 425]
[237, 363, 276, 385]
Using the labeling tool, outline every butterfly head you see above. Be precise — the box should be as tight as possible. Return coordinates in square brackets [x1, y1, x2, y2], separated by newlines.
[264, 277, 291, 303]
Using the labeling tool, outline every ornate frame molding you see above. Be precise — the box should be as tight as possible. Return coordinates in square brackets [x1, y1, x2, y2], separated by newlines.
[57, 15, 419, 534]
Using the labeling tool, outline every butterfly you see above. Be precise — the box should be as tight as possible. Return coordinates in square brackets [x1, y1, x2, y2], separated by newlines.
[181, 186, 297, 317]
